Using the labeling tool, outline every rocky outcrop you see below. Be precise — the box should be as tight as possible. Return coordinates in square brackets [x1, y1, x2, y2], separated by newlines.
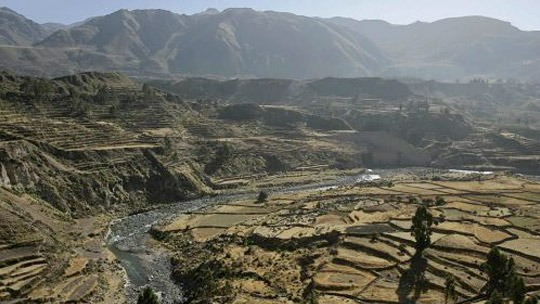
[0, 139, 208, 215]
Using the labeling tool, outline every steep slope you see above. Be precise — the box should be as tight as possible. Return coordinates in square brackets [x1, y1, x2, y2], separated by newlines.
[330, 16, 540, 81]
[40, 9, 189, 55]
[0, 7, 52, 45]
[165, 8, 389, 78]
[35, 8, 389, 78]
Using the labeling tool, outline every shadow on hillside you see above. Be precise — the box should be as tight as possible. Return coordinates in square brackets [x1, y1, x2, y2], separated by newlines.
[397, 254, 428, 304]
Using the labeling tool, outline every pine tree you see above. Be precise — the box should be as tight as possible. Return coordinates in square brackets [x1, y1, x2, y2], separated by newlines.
[482, 247, 527, 302]
[488, 290, 503, 304]
[510, 276, 526, 304]
[482, 247, 511, 295]
[411, 205, 434, 253]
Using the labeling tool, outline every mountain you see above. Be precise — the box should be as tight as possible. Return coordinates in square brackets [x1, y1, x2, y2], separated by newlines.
[1, 7, 540, 80]
[36, 8, 389, 78]
[0, 7, 53, 45]
[329, 16, 540, 81]
[163, 8, 388, 78]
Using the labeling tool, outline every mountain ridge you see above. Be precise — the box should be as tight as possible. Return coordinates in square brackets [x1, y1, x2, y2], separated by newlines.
[328, 15, 540, 80]
[37, 8, 389, 78]
[1, 7, 540, 80]
[0, 6, 55, 45]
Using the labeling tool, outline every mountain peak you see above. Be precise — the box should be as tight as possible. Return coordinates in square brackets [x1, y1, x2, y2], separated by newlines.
[0, 6, 21, 16]
[431, 15, 519, 32]
[203, 8, 220, 15]
[0, 6, 53, 46]
[222, 7, 257, 14]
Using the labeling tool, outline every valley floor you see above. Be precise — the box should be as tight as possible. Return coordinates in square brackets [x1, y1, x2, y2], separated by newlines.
[154, 171, 540, 304]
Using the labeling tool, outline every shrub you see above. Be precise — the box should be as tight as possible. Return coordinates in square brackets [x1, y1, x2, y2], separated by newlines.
[257, 191, 269, 203]
[137, 286, 159, 304]
[435, 196, 446, 206]
[172, 259, 233, 303]
[525, 296, 538, 304]
[398, 244, 407, 255]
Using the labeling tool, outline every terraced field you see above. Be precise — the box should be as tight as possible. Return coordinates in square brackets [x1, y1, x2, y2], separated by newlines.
[159, 173, 540, 303]
[0, 188, 126, 303]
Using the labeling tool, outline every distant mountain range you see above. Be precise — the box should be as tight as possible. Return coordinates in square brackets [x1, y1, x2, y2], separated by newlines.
[1, 6, 540, 81]
[329, 16, 540, 81]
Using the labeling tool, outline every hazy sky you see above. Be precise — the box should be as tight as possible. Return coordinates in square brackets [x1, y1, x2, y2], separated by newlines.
[2, 0, 540, 30]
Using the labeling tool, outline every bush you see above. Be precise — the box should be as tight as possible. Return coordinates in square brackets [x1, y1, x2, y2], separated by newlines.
[435, 196, 446, 206]
[525, 296, 538, 304]
[172, 259, 233, 303]
[257, 191, 269, 203]
[137, 286, 159, 304]
[398, 244, 407, 255]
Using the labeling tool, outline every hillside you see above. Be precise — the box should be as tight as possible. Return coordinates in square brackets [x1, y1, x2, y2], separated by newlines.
[0, 7, 53, 45]
[329, 16, 540, 81]
[33, 8, 388, 78]
[1, 70, 540, 303]
[1, 7, 540, 80]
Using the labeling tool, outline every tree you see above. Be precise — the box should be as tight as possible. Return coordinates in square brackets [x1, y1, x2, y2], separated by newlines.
[411, 205, 434, 254]
[510, 276, 526, 304]
[525, 296, 538, 304]
[444, 275, 457, 304]
[257, 191, 268, 203]
[488, 290, 503, 304]
[482, 246, 526, 302]
[137, 286, 159, 304]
